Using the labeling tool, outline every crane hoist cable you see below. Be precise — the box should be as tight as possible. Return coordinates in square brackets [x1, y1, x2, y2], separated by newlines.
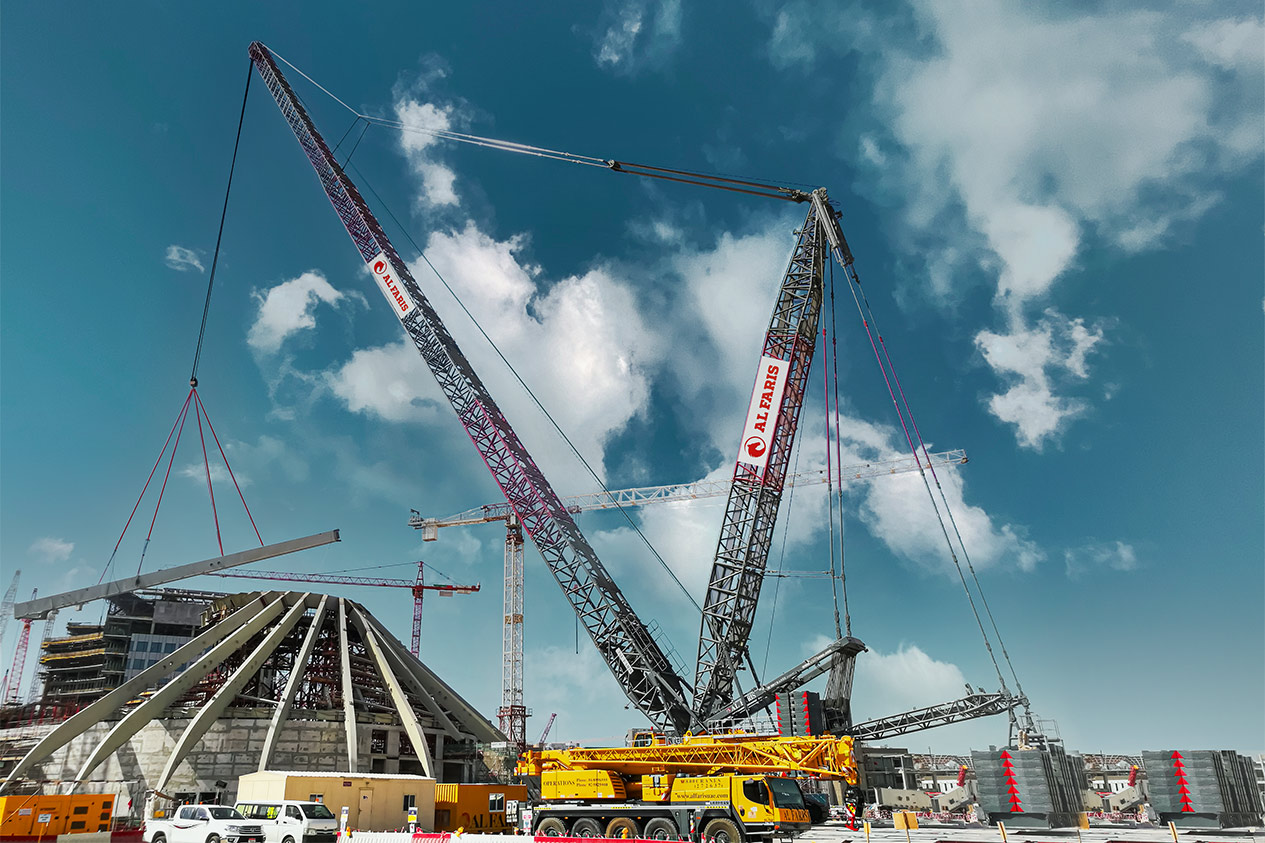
[844, 269, 1034, 726]
[97, 61, 262, 586]
[839, 258, 1018, 713]
[827, 257, 852, 638]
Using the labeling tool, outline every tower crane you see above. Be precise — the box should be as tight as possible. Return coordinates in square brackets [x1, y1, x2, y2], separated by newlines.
[205, 561, 479, 656]
[412, 450, 968, 746]
[0, 570, 19, 654]
[24, 607, 59, 705]
[1, 589, 36, 706]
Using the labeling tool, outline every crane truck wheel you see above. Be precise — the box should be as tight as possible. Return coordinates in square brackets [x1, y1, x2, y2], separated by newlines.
[535, 818, 567, 836]
[570, 818, 603, 837]
[703, 818, 741, 843]
[642, 818, 677, 840]
[605, 817, 640, 838]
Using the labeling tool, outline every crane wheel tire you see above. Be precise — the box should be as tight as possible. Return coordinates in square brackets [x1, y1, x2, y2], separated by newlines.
[704, 818, 742, 843]
[643, 818, 678, 840]
[535, 818, 567, 836]
[605, 817, 640, 838]
[570, 818, 603, 837]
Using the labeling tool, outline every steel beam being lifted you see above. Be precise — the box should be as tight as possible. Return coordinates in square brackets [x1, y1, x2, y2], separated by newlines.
[12, 530, 340, 619]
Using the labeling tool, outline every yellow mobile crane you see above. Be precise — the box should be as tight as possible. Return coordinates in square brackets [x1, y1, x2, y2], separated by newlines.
[516, 732, 858, 842]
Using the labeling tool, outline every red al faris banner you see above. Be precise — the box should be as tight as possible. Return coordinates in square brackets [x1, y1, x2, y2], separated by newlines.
[736, 355, 789, 470]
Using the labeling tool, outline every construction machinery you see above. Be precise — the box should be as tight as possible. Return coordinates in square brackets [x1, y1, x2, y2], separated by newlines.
[249, 40, 1029, 746]
[516, 732, 858, 841]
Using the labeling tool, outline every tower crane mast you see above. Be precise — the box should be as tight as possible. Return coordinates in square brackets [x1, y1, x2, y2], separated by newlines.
[0, 570, 19, 655]
[250, 42, 694, 734]
[1, 589, 36, 706]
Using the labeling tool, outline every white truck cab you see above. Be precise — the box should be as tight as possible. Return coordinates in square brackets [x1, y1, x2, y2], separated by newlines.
[234, 801, 338, 843]
[145, 805, 264, 843]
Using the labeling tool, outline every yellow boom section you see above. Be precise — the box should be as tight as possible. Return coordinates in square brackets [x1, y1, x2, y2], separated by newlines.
[519, 733, 858, 784]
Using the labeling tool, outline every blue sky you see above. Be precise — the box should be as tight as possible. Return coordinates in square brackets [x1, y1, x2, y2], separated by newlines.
[2, 2, 1262, 755]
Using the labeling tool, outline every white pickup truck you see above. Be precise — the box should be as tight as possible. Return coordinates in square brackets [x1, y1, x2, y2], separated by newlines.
[145, 805, 265, 843]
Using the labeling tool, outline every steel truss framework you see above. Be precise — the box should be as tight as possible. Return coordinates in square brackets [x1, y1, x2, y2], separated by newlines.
[249, 43, 693, 734]
[520, 732, 858, 784]
[694, 197, 828, 720]
[850, 691, 1026, 742]
[498, 517, 528, 746]
[0, 591, 502, 795]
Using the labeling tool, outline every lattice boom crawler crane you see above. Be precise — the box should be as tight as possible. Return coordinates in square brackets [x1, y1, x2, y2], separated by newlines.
[517, 732, 859, 843]
[249, 43, 695, 734]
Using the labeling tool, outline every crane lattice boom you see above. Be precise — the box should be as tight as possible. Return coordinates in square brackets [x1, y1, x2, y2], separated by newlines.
[693, 195, 830, 720]
[250, 42, 694, 733]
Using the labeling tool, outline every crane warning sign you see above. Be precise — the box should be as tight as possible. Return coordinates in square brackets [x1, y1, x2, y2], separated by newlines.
[736, 355, 789, 470]
[368, 251, 418, 322]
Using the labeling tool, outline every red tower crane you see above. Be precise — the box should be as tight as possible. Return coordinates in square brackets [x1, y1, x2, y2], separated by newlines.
[207, 562, 478, 656]
[1, 589, 36, 706]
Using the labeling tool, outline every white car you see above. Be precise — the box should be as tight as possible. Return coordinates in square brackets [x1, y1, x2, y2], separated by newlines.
[146, 805, 264, 843]
[234, 801, 339, 843]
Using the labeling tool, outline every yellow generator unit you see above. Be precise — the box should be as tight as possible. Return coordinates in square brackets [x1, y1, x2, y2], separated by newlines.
[434, 783, 529, 834]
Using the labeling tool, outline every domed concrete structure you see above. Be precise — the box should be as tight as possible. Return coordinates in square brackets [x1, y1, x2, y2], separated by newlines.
[1, 591, 503, 809]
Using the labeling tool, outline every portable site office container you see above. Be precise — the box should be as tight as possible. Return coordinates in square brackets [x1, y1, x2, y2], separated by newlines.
[235, 772, 435, 832]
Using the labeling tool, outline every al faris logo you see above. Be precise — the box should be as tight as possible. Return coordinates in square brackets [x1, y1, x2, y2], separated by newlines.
[369, 253, 412, 317]
[736, 355, 790, 468]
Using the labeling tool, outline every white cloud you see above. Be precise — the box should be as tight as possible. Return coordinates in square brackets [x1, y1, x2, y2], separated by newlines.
[179, 461, 251, 488]
[164, 245, 204, 273]
[1183, 17, 1265, 71]
[1065, 540, 1139, 579]
[773, 1, 1264, 447]
[850, 643, 972, 722]
[327, 340, 443, 424]
[405, 222, 661, 483]
[30, 537, 74, 563]
[974, 311, 1104, 449]
[247, 271, 345, 354]
[834, 413, 1045, 574]
[395, 99, 460, 208]
[594, 0, 683, 73]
